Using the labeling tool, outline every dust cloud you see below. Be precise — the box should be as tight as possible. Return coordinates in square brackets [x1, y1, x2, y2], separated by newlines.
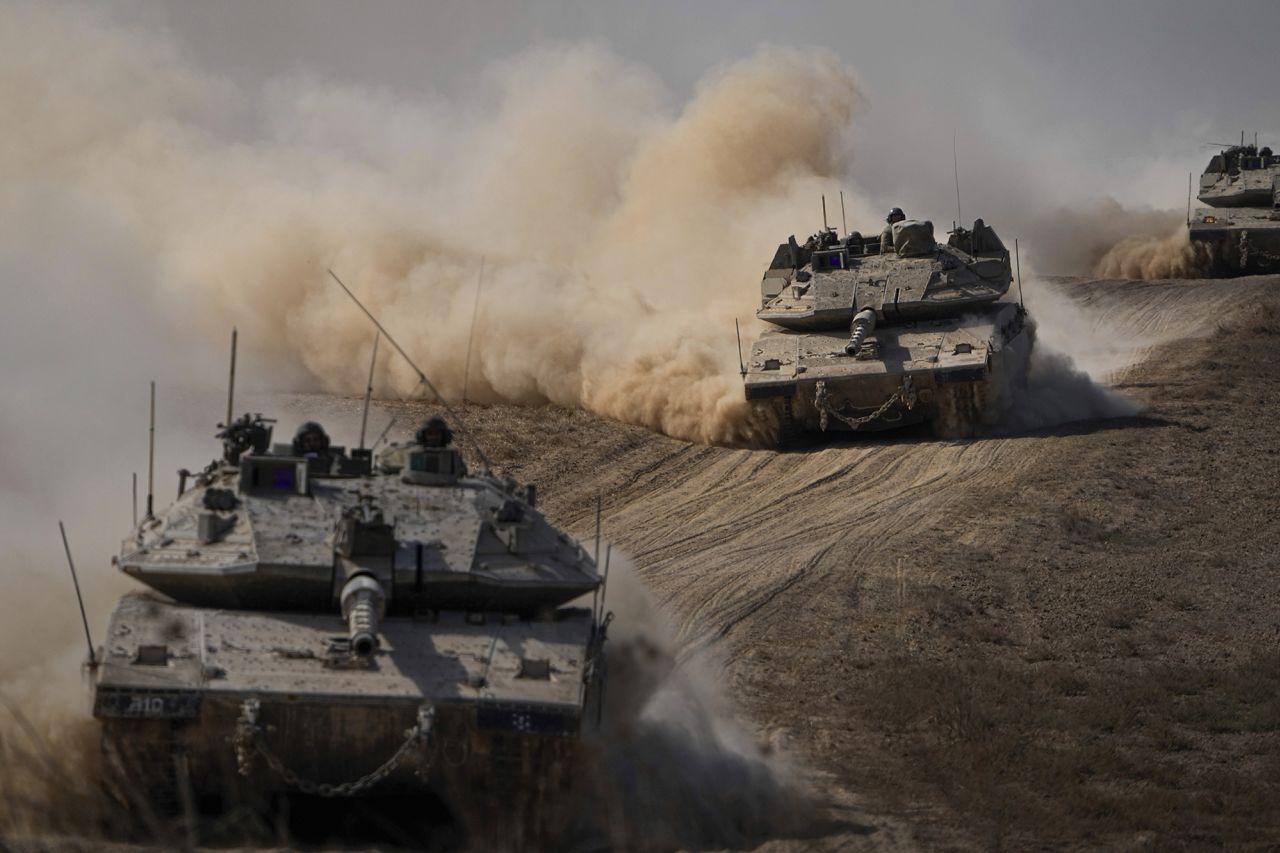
[1021, 198, 1210, 280]
[1094, 226, 1213, 280]
[989, 273, 1145, 436]
[1021, 199, 1179, 275]
[580, 555, 824, 849]
[2, 4, 875, 448]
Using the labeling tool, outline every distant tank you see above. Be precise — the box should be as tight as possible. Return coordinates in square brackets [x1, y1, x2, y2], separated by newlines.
[1189, 140, 1280, 276]
[91, 409, 609, 844]
[742, 215, 1034, 447]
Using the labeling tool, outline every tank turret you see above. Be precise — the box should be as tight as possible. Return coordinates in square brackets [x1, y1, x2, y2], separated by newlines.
[744, 214, 1034, 446]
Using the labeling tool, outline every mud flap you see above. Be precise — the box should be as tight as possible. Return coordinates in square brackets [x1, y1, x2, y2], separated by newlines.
[931, 381, 986, 439]
[776, 396, 802, 452]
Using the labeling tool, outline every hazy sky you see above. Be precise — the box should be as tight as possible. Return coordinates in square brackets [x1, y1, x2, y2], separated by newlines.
[101, 0, 1280, 217]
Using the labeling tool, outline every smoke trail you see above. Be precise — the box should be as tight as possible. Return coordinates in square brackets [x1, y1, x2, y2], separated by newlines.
[1, 4, 867, 448]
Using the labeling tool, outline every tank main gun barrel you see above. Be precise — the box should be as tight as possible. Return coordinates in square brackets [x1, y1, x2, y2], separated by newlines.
[845, 308, 877, 355]
[340, 574, 386, 657]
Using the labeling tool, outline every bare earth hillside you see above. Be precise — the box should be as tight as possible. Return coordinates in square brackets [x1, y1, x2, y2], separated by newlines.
[379, 276, 1280, 850]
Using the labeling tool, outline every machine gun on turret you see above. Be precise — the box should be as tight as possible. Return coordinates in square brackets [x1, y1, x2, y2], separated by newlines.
[217, 413, 275, 465]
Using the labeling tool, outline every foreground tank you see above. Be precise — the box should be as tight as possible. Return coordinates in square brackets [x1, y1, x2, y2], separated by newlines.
[91, 414, 607, 844]
[1189, 142, 1280, 276]
[743, 217, 1033, 447]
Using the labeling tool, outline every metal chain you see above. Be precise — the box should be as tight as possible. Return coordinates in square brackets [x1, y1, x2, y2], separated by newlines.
[234, 700, 435, 797]
[815, 376, 916, 432]
[1238, 232, 1280, 270]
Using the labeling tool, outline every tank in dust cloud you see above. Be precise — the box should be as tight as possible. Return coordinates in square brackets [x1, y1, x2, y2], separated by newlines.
[90, 411, 609, 845]
[743, 216, 1034, 448]
[1189, 140, 1280, 276]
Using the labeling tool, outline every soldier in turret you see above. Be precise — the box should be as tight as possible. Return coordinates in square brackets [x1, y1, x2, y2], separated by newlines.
[402, 416, 467, 482]
[416, 416, 452, 448]
[292, 420, 332, 456]
[881, 207, 906, 253]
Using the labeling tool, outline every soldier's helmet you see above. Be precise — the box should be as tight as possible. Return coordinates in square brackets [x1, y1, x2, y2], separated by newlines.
[886, 207, 906, 224]
[291, 421, 331, 456]
[416, 416, 453, 448]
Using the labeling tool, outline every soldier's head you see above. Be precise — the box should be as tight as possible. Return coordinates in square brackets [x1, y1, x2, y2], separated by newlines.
[416, 416, 452, 448]
[292, 421, 330, 456]
[886, 207, 906, 225]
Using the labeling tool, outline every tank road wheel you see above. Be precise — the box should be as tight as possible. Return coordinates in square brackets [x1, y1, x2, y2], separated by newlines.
[775, 396, 803, 452]
[931, 382, 983, 439]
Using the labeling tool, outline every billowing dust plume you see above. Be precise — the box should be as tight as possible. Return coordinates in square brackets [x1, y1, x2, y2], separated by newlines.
[1093, 226, 1213, 280]
[579, 555, 823, 849]
[1022, 198, 1210, 279]
[2, 4, 872, 448]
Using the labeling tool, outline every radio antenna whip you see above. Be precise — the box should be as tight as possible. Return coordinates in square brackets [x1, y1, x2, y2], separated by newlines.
[327, 269, 494, 473]
[839, 191, 848, 237]
[462, 256, 485, 403]
[1014, 238, 1025, 308]
[734, 319, 746, 376]
[224, 328, 237, 427]
[58, 522, 96, 667]
[371, 414, 398, 453]
[1186, 173, 1193, 228]
[145, 381, 156, 520]
[953, 129, 963, 228]
[821, 194, 828, 230]
[358, 332, 380, 452]
[593, 494, 602, 566]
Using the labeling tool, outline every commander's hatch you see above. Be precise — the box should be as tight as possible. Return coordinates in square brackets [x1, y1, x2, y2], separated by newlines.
[238, 455, 309, 496]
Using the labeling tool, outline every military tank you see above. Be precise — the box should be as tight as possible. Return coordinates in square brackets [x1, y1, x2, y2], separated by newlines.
[743, 214, 1033, 447]
[90, 409, 609, 844]
[1188, 140, 1280, 276]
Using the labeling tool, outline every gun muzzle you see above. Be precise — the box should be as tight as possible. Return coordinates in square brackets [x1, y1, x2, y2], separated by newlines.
[340, 574, 386, 657]
[845, 308, 877, 355]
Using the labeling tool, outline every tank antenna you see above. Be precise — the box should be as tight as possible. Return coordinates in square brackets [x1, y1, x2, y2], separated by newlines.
[597, 543, 613, 621]
[371, 414, 397, 453]
[593, 494, 602, 566]
[1014, 238, 1025, 308]
[1186, 172, 1193, 228]
[58, 522, 96, 668]
[734, 318, 746, 376]
[131, 472, 138, 528]
[953, 129, 963, 228]
[839, 191, 848, 237]
[821, 194, 828, 230]
[224, 328, 237, 428]
[462, 256, 485, 403]
[327, 269, 494, 473]
[357, 332, 380, 452]
[146, 381, 156, 520]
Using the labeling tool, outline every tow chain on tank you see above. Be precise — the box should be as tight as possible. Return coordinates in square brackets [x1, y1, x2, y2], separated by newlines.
[815, 376, 916, 432]
[1239, 232, 1280, 269]
[234, 700, 436, 797]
